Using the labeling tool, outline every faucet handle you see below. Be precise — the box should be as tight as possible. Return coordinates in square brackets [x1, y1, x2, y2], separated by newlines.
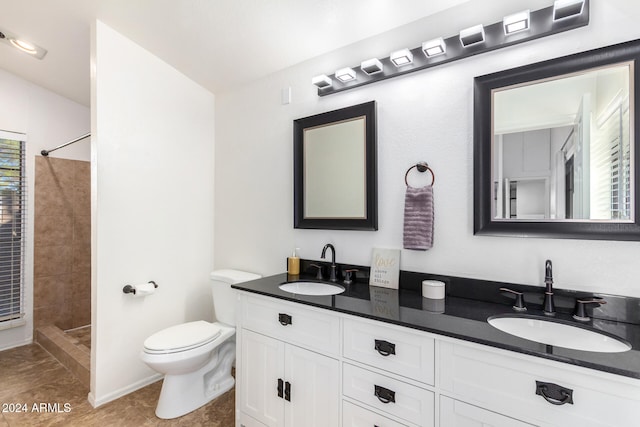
[573, 297, 606, 322]
[500, 287, 527, 311]
[343, 269, 359, 285]
[309, 263, 324, 281]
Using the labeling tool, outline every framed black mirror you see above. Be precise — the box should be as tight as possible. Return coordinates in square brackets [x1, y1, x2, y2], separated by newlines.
[294, 101, 377, 230]
[474, 39, 640, 240]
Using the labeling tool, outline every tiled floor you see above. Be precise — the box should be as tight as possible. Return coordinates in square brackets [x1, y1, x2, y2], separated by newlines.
[0, 344, 235, 426]
[36, 325, 91, 390]
[65, 326, 91, 352]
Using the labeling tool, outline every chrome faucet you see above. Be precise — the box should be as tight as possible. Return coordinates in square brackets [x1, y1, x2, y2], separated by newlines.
[321, 243, 338, 282]
[543, 259, 555, 316]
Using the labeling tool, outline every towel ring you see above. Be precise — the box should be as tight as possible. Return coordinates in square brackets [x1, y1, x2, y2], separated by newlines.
[405, 162, 435, 187]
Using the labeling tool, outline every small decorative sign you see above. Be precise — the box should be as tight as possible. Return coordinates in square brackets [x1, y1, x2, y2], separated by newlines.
[369, 248, 400, 289]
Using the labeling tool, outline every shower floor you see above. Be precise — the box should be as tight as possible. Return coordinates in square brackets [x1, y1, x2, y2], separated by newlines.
[65, 325, 91, 351]
[36, 324, 91, 390]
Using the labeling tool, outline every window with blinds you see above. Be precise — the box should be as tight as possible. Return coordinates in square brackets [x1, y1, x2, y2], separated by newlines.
[0, 136, 25, 326]
[592, 96, 631, 221]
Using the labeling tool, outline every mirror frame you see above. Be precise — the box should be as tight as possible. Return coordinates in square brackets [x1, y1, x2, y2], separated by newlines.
[294, 101, 377, 230]
[474, 39, 640, 241]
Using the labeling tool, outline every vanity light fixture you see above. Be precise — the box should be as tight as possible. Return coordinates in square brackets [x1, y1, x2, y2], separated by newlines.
[311, 74, 332, 88]
[390, 48, 413, 67]
[361, 58, 384, 75]
[459, 24, 485, 47]
[503, 10, 531, 35]
[422, 37, 446, 58]
[553, 0, 585, 21]
[313, 0, 590, 96]
[335, 67, 356, 82]
[0, 27, 47, 59]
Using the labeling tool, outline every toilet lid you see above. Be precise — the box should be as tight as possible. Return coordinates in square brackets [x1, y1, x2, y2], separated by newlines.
[144, 321, 222, 353]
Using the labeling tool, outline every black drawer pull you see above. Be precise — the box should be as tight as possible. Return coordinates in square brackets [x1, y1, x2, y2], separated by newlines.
[374, 385, 396, 404]
[535, 381, 574, 405]
[284, 381, 291, 402]
[374, 339, 396, 356]
[279, 313, 292, 326]
[277, 378, 284, 398]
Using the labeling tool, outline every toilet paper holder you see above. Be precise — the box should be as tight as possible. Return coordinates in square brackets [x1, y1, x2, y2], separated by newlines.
[123, 281, 158, 295]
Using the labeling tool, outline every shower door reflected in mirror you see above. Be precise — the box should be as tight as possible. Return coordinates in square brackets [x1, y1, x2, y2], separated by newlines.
[492, 63, 632, 221]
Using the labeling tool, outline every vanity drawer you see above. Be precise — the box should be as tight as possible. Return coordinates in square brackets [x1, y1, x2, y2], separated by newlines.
[439, 340, 640, 427]
[343, 363, 434, 426]
[239, 293, 340, 356]
[343, 400, 411, 427]
[343, 317, 435, 385]
[439, 396, 535, 427]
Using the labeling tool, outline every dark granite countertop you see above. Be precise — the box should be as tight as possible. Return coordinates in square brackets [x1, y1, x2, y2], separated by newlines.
[232, 266, 640, 380]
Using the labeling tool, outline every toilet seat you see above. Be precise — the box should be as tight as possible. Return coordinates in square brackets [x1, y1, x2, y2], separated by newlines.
[143, 321, 222, 354]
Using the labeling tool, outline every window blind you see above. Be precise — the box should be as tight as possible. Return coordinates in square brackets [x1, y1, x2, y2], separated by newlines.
[0, 137, 26, 325]
[592, 97, 631, 220]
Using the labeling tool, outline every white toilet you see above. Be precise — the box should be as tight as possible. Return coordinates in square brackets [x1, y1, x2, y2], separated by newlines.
[140, 269, 261, 419]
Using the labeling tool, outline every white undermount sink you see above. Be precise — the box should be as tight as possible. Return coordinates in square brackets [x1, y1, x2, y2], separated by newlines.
[488, 315, 632, 353]
[279, 281, 345, 296]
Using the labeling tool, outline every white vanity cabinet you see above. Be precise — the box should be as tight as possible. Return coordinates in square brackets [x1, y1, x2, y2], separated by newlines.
[236, 294, 340, 427]
[439, 340, 640, 427]
[236, 291, 640, 427]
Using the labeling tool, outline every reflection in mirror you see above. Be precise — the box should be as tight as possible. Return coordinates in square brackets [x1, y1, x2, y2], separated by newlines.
[492, 63, 632, 221]
[474, 39, 640, 240]
[294, 101, 377, 230]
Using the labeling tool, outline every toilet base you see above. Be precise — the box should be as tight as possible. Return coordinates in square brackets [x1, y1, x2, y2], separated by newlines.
[155, 339, 236, 419]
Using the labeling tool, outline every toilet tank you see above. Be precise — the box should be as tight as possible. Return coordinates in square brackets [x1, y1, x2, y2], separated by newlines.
[210, 269, 261, 326]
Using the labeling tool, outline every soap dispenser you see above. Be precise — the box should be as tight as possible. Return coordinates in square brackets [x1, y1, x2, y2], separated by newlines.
[287, 248, 300, 275]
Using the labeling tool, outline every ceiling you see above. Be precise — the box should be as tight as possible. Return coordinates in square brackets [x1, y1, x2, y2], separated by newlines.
[0, 0, 472, 106]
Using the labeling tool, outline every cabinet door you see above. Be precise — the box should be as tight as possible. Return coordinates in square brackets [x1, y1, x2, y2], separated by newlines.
[240, 330, 285, 427]
[440, 397, 536, 427]
[284, 344, 340, 427]
[238, 411, 269, 427]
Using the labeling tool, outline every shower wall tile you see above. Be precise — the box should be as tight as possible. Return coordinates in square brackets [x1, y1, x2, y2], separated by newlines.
[72, 298, 91, 329]
[34, 214, 73, 247]
[34, 158, 74, 217]
[34, 245, 72, 277]
[34, 157, 91, 332]
[33, 275, 67, 309]
[73, 162, 91, 215]
[72, 215, 91, 272]
[35, 305, 70, 331]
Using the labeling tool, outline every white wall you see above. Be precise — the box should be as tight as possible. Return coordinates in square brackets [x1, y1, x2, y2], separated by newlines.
[214, 0, 640, 297]
[0, 68, 90, 351]
[90, 21, 215, 406]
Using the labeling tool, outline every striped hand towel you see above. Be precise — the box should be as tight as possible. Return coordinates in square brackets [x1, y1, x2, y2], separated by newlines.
[403, 185, 434, 250]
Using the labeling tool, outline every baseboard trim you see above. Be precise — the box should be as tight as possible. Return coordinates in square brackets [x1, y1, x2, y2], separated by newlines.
[88, 373, 163, 408]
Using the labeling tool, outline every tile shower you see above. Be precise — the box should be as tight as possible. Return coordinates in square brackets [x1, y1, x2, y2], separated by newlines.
[33, 156, 91, 388]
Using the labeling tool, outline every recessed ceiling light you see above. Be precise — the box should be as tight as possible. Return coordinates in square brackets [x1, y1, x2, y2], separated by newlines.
[0, 27, 47, 59]
[10, 38, 37, 54]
